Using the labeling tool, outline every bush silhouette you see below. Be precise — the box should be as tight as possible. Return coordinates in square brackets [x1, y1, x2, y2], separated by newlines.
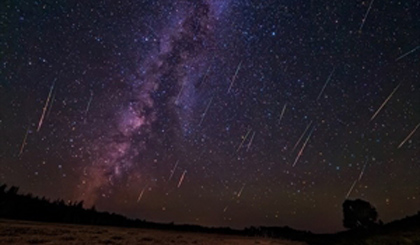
[342, 199, 378, 229]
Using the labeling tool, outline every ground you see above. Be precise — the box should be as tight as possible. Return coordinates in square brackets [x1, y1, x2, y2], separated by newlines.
[0, 219, 306, 245]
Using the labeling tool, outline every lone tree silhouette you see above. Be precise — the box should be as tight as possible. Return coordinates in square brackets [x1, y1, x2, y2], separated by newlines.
[342, 199, 378, 229]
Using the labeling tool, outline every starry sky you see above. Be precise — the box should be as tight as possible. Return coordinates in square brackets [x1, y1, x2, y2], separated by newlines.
[1, 0, 419, 233]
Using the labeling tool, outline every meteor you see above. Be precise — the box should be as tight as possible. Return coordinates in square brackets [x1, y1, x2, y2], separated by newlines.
[396, 46, 420, 61]
[199, 97, 213, 126]
[227, 60, 243, 93]
[317, 67, 335, 101]
[137, 185, 148, 203]
[292, 127, 314, 167]
[236, 128, 252, 152]
[358, 158, 369, 181]
[177, 170, 187, 188]
[37, 81, 55, 132]
[84, 90, 93, 123]
[398, 123, 420, 149]
[168, 160, 179, 181]
[246, 131, 256, 152]
[237, 184, 246, 198]
[278, 103, 287, 124]
[370, 83, 400, 122]
[18, 126, 30, 157]
[359, 0, 375, 32]
[292, 121, 313, 152]
[345, 179, 358, 199]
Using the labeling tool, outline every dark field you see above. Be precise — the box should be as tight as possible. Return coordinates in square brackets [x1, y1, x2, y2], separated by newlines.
[0, 219, 306, 245]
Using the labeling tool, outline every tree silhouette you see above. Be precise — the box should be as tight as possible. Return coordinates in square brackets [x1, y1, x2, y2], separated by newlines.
[342, 199, 378, 229]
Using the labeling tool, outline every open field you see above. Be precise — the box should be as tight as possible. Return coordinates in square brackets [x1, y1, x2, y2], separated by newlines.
[0, 219, 306, 245]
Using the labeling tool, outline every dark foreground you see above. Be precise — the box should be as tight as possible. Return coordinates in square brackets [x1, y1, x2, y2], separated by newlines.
[0, 219, 306, 245]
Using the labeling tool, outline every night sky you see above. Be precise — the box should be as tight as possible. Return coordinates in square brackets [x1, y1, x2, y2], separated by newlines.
[1, 0, 419, 233]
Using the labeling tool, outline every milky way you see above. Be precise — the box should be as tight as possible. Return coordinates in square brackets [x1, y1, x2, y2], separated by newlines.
[1, 0, 419, 233]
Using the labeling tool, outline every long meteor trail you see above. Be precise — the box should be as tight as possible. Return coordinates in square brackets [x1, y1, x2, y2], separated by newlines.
[370, 83, 400, 122]
[358, 158, 369, 181]
[292, 121, 313, 152]
[37, 81, 55, 132]
[398, 123, 420, 149]
[292, 127, 314, 167]
[396, 46, 420, 61]
[359, 0, 375, 32]
[345, 179, 358, 199]
[227, 60, 243, 93]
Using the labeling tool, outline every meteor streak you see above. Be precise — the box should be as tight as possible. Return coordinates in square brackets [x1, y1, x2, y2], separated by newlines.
[396, 46, 420, 61]
[317, 67, 335, 101]
[398, 123, 420, 149]
[292, 121, 313, 152]
[237, 184, 246, 198]
[246, 131, 256, 152]
[345, 179, 358, 199]
[177, 170, 187, 188]
[137, 185, 148, 203]
[227, 60, 243, 93]
[278, 103, 287, 124]
[168, 160, 179, 181]
[46, 89, 56, 118]
[236, 128, 252, 152]
[359, 0, 375, 32]
[199, 97, 213, 126]
[37, 81, 55, 132]
[18, 126, 30, 157]
[292, 127, 314, 167]
[84, 90, 93, 123]
[370, 83, 400, 122]
[358, 158, 368, 181]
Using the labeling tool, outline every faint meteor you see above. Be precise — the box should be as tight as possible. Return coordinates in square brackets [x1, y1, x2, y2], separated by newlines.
[236, 128, 252, 152]
[199, 97, 213, 126]
[198, 65, 211, 88]
[358, 0, 375, 32]
[358, 158, 369, 181]
[237, 184, 246, 198]
[292, 121, 313, 152]
[84, 90, 93, 123]
[37, 81, 55, 132]
[223, 205, 229, 212]
[345, 179, 358, 199]
[292, 127, 314, 167]
[227, 60, 243, 93]
[137, 185, 148, 203]
[175, 82, 185, 104]
[177, 170, 187, 188]
[18, 126, 30, 157]
[246, 131, 256, 152]
[396, 46, 420, 61]
[317, 67, 335, 101]
[278, 103, 287, 124]
[168, 160, 179, 181]
[398, 123, 420, 149]
[370, 83, 401, 122]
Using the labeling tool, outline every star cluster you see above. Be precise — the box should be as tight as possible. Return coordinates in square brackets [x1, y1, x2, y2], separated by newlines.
[1, 0, 419, 233]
